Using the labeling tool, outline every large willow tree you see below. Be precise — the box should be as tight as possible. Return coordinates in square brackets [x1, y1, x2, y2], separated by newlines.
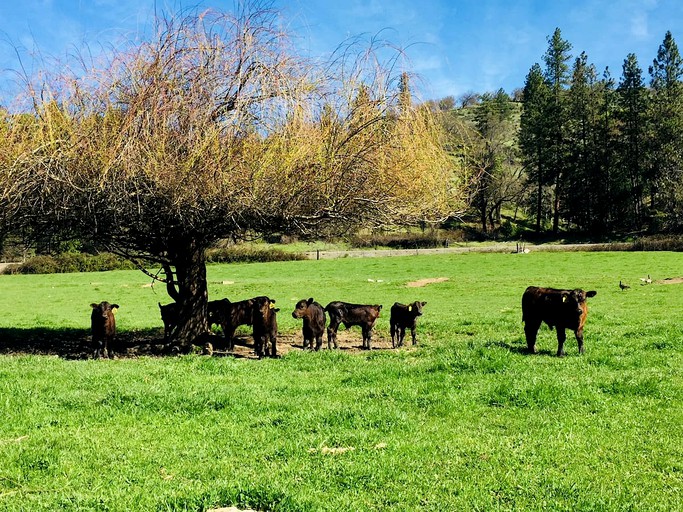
[0, 4, 462, 345]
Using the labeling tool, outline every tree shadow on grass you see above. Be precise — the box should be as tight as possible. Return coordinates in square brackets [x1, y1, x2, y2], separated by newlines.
[0, 328, 398, 360]
[0, 327, 169, 359]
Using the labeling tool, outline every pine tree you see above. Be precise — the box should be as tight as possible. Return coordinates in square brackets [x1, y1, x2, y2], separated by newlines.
[566, 52, 598, 231]
[648, 30, 683, 228]
[617, 53, 649, 228]
[543, 28, 573, 233]
[520, 63, 551, 232]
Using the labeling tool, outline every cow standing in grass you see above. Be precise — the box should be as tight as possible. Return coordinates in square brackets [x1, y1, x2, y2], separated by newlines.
[91, 301, 119, 359]
[158, 302, 179, 341]
[252, 296, 279, 358]
[390, 301, 427, 348]
[325, 301, 382, 350]
[522, 286, 597, 356]
[208, 298, 255, 350]
[292, 298, 326, 350]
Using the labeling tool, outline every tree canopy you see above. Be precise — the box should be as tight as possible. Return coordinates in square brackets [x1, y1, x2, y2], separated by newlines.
[0, 4, 463, 345]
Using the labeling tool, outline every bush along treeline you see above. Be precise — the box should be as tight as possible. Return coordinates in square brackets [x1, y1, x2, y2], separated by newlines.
[2, 247, 307, 274]
[429, 28, 683, 237]
[2, 252, 137, 274]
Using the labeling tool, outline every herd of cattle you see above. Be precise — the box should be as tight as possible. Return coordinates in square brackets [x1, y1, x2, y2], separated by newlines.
[90, 285, 597, 359]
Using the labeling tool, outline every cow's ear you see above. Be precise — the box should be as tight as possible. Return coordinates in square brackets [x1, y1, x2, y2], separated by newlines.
[111, 304, 120, 310]
[307, 298, 314, 305]
[379, 305, 383, 310]
[274, 308, 280, 313]
[586, 290, 597, 297]
[90, 303, 98, 309]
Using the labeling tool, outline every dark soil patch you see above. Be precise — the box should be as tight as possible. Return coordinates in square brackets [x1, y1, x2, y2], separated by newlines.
[658, 276, 683, 285]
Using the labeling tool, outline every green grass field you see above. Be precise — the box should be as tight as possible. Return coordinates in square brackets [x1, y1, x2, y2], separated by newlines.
[1, 251, 682, 511]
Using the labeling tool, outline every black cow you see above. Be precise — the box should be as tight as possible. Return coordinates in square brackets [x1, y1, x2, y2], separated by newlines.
[208, 298, 255, 350]
[90, 301, 119, 359]
[252, 296, 279, 358]
[522, 286, 597, 356]
[390, 301, 427, 348]
[158, 302, 179, 341]
[325, 301, 382, 350]
[292, 298, 326, 350]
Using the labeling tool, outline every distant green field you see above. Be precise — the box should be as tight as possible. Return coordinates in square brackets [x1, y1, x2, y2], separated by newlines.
[1, 251, 682, 511]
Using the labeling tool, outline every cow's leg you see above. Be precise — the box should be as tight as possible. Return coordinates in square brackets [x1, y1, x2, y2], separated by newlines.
[225, 326, 236, 351]
[524, 320, 541, 354]
[410, 325, 417, 345]
[575, 327, 585, 354]
[362, 326, 372, 350]
[315, 334, 323, 351]
[399, 326, 406, 347]
[254, 335, 264, 358]
[270, 334, 277, 358]
[327, 320, 340, 349]
[302, 327, 310, 349]
[556, 327, 567, 357]
[390, 322, 397, 348]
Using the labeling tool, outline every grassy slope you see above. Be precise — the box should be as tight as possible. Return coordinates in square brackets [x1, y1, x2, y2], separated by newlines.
[0, 251, 682, 511]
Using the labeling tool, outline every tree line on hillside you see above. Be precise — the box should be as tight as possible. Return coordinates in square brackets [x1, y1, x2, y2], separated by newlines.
[428, 28, 683, 237]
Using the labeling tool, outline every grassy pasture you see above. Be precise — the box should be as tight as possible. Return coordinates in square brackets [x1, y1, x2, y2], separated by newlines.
[0, 251, 682, 511]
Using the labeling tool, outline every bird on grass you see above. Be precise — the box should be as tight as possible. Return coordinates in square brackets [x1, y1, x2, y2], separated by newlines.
[640, 274, 652, 285]
[619, 280, 630, 291]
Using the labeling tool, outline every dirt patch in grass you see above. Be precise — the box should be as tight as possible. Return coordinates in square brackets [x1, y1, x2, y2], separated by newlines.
[219, 328, 395, 359]
[658, 277, 683, 285]
[406, 277, 449, 287]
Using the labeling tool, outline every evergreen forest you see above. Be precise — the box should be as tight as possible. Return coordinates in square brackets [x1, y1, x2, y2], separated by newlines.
[429, 28, 683, 239]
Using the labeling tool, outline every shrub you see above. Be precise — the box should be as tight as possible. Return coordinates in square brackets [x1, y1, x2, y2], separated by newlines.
[628, 236, 683, 251]
[350, 232, 447, 249]
[2, 253, 137, 274]
[206, 246, 306, 264]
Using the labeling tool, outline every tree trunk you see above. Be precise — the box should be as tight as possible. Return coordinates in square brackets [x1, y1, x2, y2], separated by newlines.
[535, 147, 543, 233]
[552, 173, 561, 234]
[479, 200, 488, 234]
[167, 238, 210, 347]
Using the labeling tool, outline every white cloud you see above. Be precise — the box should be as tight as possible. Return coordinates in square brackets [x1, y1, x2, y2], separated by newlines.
[630, 12, 649, 40]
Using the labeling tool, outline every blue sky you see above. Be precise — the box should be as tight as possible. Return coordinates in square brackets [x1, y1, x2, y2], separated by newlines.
[1, 0, 682, 105]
